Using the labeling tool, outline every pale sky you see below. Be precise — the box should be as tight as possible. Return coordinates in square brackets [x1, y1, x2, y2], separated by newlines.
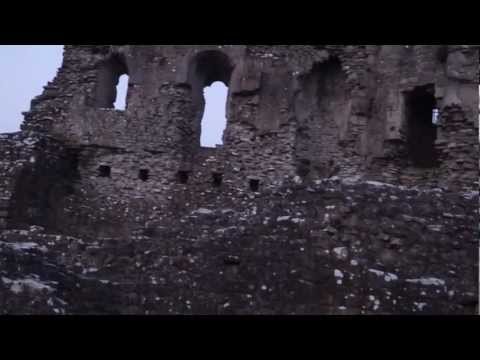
[0, 45, 227, 147]
[0, 45, 63, 133]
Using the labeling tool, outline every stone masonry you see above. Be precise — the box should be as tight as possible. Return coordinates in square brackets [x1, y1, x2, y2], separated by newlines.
[0, 45, 478, 314]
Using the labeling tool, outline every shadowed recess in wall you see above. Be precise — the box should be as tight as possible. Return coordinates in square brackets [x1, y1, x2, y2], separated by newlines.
[404, 84, 438, 168]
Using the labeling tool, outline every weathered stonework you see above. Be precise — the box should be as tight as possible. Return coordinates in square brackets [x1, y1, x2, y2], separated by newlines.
[0, 45, 478, 314]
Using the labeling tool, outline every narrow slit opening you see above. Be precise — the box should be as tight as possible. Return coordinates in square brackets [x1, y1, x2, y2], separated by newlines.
[249, 179, 260, 192]
[98, 165, 111, 178]
[177, 171, 189, 184]
[212, 172, 223, 187]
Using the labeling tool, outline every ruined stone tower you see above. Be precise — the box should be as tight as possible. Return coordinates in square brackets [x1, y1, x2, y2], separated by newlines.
[0, 45, 478, 314]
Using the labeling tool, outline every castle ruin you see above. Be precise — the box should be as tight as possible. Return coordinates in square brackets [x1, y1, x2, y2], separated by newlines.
[0, 45, 478, 314]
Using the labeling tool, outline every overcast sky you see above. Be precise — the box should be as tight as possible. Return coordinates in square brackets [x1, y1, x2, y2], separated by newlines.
[0, 45, 63, 133]
[0, 45, 227, 147]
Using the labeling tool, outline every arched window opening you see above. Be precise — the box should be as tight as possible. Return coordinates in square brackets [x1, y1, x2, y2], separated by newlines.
[188, 50, 233, 149]
[404, 85, 439, 168]
[95, 54, 129, 110]
[201, 82, 228, 147]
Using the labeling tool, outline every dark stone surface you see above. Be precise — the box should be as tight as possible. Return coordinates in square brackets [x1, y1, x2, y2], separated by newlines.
[0, 180, 478, 314]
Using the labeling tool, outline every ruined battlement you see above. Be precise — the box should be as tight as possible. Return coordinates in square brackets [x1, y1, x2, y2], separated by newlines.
[19, 46, 479, 185]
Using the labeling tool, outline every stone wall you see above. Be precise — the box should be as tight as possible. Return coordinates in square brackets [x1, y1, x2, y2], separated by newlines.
[0, 45, 478, 314]
[1, 179, 477, 314]
[0, 131, 79, 231]
[366, 45, 479, 188]
[3, 45, 475, 237]
[21, 45, 477, 185]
